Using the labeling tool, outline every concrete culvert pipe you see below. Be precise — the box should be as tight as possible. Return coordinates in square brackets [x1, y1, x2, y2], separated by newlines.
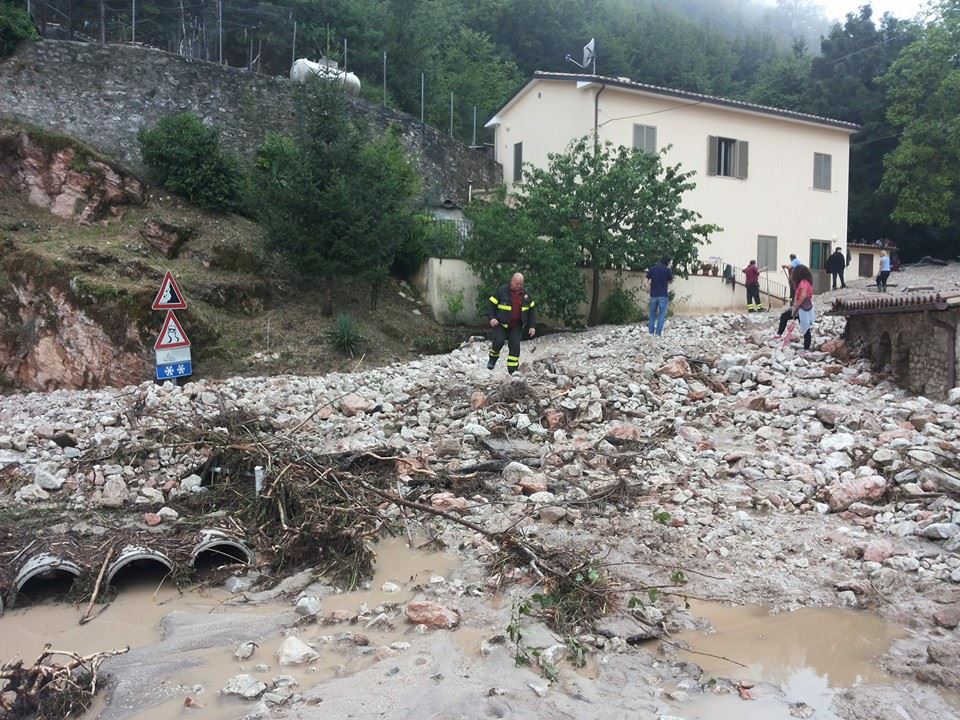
[105, 545, 174, 588]
[191, 530, 254, 571]
[13, 553, 82, 608]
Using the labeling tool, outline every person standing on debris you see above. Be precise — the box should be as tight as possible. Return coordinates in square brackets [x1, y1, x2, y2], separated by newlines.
[775, 265, 816, 350]
[645, 256, 673, 336]
[744, 260, 762, 312]
[826, 248, 846, 290]
[782, 254, 800, 301]
[876, 251, 891, 292]
[486, 272, 536, 374]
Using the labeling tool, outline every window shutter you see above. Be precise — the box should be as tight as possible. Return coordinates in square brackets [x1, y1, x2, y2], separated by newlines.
[707, 136, 718, 175]
[735, 140, 749, 179]
[822, 154, 831, 190]
[646, 126, 657, 154]
[633, 124, 643, 150]
[513, 142, 523, 183]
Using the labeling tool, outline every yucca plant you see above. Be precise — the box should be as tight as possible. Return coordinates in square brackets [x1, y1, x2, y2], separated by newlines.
[325, 313, 364, 357]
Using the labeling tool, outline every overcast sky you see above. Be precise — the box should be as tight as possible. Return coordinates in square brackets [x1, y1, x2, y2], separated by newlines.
[816, 0, 931, 22]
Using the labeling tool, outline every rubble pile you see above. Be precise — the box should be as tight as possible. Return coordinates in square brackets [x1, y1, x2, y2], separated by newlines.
[3, 311, 960, 710]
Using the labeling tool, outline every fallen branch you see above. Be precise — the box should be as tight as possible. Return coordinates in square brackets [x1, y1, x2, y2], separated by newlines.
[79, 545, 113, 625]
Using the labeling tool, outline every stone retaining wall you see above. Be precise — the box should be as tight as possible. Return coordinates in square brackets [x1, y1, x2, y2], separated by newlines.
[0, 40, 500, 205]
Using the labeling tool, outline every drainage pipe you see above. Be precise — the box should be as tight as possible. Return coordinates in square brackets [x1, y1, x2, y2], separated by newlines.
[105, 545, 174, 587]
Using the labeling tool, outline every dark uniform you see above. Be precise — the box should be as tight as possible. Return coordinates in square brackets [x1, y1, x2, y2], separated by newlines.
[487, 284, 536, 374]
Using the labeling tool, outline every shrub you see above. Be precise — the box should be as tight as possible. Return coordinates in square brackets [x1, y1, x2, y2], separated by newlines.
[0, 1, 36, 59]
[599, 284, 644, 325]
[445, 289, 464, 321]
[325, 313, 364, 357]
[138, 113, 243, 212]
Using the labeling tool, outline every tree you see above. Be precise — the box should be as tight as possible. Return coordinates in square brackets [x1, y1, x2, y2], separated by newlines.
[249, 80, 421, 311]
[0, 0, 37, 59]
[880, 0, 960, 238]
[463, 187, 585, 326]
[465, 138, 718, 327]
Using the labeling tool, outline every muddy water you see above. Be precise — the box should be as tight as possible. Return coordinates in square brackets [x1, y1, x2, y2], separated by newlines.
[673, 600, 907, 720]
[97, 538, 461, 720]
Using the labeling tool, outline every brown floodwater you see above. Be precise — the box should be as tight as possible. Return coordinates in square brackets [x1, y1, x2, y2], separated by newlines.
[672, 600, 909, 720]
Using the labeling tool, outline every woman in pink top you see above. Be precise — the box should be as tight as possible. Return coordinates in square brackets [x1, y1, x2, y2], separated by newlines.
[775, 265, 815, 350]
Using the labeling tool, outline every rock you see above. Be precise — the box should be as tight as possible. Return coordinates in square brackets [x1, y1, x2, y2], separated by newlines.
[33, 463, 65, 490]
[139, 487, 164, 503]
[918, 523, 959, 540]
[528, 491, 557, 504]
[139, 218, 196, 258]
[17, 484, 49, 502]
[235, 641, 258, 660]
[502, 462, 535, 484]
[222, 674, 267, 699]
[405, 600, 460, 629]
[658, 356, 691, 379]
[144, 512, 162, 527]
[157, 506, 179, 521]
[676, 425, 704, 444]
[539, 506, 567, 524]
[295, 596, 321, 616]
[605, 423, 644, 443]
[277, 637, 319, 665]
[826, 476, 887, 512]
[381, 582, 401, 593]
[518, 476, 548, 496]
[339, 394, 372, 417]
[871, 449, 896, 466]
[934, 606, 960, 630]
[181, 474, 203, 492]
[100, 476, 128, 507]
[542, 409, 565, 431]
[821, 433, 856, 453]
[947, 387, 960, 406]
[430, 492, 470, 513]
[819, 338, 850, 362]
[470, 391, 487, 409]
[463, 423, 491, 438]
[816, 405, 848, 426]
[862, 539, 894, 563]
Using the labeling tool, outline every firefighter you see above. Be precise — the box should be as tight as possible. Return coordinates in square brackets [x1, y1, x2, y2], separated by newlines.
[486, 273, 536, 374]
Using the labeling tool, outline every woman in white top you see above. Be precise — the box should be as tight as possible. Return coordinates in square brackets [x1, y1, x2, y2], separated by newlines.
[876, 251, 892, 293]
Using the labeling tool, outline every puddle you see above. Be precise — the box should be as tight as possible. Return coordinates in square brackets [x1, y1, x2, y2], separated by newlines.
[672, 600, 907, 719]
[48, 538, 460, 720]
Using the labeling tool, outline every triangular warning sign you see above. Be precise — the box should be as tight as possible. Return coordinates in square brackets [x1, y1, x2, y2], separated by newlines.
[154, 311, 191, 350]
[152, 271, 188, 311]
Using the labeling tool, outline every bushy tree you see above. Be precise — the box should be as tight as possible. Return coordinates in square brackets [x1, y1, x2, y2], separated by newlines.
[249, 80, 421, 311]
[881, 0, 960, 240]
[138, 112, 243, 212]
[0, 0, 37, 59]
[465, 138, 718, 327]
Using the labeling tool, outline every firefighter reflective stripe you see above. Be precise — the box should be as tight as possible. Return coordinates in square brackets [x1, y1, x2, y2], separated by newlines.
[500, 323, 509, 328]
[488, 296, 498, 304]
[489, 349, 501, 358]
[521, 305, 531, 311]
[496, 303, 512, 311]
[507, 355, 520, 367]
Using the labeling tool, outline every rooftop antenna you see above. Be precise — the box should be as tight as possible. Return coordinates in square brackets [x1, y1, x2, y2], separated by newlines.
[565, 37, 596, 75]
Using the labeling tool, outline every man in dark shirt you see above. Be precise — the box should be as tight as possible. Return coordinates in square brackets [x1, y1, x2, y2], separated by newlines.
[645, 256, 673, 336]
[486, 273, 536, 374]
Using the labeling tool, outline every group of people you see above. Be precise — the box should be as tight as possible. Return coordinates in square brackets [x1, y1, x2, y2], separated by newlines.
[484, 238, 904, 372]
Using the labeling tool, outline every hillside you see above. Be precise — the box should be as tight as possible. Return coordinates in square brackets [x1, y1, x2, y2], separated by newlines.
[0, 122, 471, 392]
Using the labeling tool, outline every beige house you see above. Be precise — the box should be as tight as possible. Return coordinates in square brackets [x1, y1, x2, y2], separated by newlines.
[486, 72, 860, 294]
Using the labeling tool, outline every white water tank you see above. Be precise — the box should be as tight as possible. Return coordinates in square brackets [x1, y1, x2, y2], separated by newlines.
[290, 57, 361, 95]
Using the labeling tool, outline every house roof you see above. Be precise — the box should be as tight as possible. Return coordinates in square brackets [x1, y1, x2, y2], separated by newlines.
[830, 292, 960, 316]
[486, 71, 862, 133]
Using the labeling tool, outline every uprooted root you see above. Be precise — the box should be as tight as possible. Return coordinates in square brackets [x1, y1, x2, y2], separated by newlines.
[0, 647, 129, 720]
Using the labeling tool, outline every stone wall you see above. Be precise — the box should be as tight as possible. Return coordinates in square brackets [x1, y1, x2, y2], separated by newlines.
[844, 309, 960, 399]
[0, 40, 500, 205]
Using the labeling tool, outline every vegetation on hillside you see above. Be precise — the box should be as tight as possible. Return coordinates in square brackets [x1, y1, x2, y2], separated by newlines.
[0, 0, 36, 58]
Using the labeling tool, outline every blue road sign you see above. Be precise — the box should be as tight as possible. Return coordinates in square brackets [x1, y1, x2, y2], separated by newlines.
[156, 360, 193, 381]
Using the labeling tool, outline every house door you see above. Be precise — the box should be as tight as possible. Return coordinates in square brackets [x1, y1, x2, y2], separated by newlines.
[858, 253, 874, 278]
[809, 239, 832, 293]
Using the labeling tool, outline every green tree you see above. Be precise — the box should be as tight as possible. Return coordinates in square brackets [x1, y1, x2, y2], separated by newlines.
[137, 112, 243, 212]
[463, 187, 585, 326]
[249, 80, 421, 311]
[881, 0, 960, 236]
[521, 137, 718, 326]
[0, 0, 37, 59]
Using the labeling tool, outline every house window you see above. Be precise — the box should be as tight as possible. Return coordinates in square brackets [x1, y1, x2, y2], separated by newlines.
[632, 124, 657, 154]
[757, 235, 777, 271]
[513, 142, 523, 183]
[813, 152, 832, 191]
[810, 239, 832, 271]
[707, 136, 748, 179]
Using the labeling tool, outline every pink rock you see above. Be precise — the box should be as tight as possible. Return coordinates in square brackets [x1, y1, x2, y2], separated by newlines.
[934, 606, 960, 630]
[518, 476, 548, 496]
[144, 512, 162, 527]
[430, 492, 470, 513]
[819, 338, 851, 362]
[605, 423, 644, 442]
[863, 539, 894, 563]
[405, 600, 460, 629]
[738, 396, 766, 411]
[542, 409, 565, 431]
[827, 476, 888, 512]
[470, 391, 487, 410]
[339, 394, 372, 417]
[658, 356, 691, 379]
[676, 425, 704, 444]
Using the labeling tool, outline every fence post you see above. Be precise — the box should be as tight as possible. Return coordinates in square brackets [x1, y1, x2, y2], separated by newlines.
[291, 20, 296, 65]
[420, 73, 425, 125]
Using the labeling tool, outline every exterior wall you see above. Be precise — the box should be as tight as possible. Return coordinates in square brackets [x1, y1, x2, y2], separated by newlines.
[412, 259, 788, 325]
[843, 309, 960, 399]
[0, 40, 501, 205]
[493, 79, 852, 283]
[848, 245, 889, 279]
